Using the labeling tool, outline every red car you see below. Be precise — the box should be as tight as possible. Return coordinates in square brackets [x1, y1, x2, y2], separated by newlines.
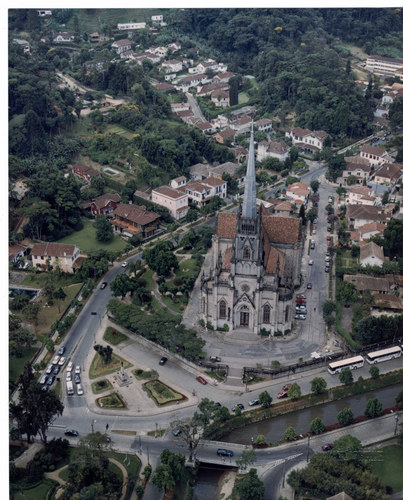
[322, 443, 334, 451]
[277, 391, 288, 399]
[196, 376, 207, 385]
[282, 383, 292, 392]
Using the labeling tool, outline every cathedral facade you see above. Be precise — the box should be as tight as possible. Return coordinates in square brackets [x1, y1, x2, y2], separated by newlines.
[200, 128, 303, 334]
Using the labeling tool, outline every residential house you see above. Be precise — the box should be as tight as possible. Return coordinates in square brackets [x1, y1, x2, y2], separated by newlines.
[90, 193, 121, 216]
[111, 203, 160, 238]
[189, 163, 211, 181]
[171, 102, 190, 113]
[254, 118, 272, 132]
[31, 242, 81, 273]
[52, 32, 75, 43]
[37, 9, 52, 16]
[117, 22, 146, 31]
[274, 201, 293, 216]
[152, 183, 189, 220]
[366, 55, 403, 77]
[195, 60, 219, 74]
[231, 147, 249, 165]
[359, 145, 387, 167]
[72, 163, 100, 183]
[211, 89, 229, 108]
[210, 114, 229, 130]
[342, 156, 372, 185]
[373, 162, 402, 186]
[212, 72, 234, 84]
[9, 243, 28, 265]
[197, 81, 229, 97]
[344, 274, 391, 295]
[151, 15, 164, 25]
[213, 128, 236, 144]
[230, 115, 253, 135]
[346, 186, 376, 206]
[88, 32, 100, 42]
[286, 128, 329, 153]
[350, 221, 386, 244]
[153, 82, 175, 93]
[174, 109, 194, 124]
[182, 58, 194, 68]
[161, 59, 183, 73]
[209, 162, 245, 186]
[346, 204, 388, 229]
[286, 182, 310, 205]
[359, 241, 385, 267]
[257, 141, 290, 162]
[111, 39, 132, 54]
[177, 74, 210, 91]
[148, 46, 168, 57]
[230, 106, 256, 118]
[185, 177, 227, 207]
[374, 105, 389, 118]
[372, 293, 403, 312]
[168, 41, 181, 52]
[192, 120, 215, 133]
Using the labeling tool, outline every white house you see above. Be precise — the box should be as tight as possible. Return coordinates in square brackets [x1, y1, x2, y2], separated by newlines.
[211, 89, 229, 108]
[151, 15, 164, 25]
[359, 145, 388, 167]
[257, 141, 290, 162]
[346, 186, 377, 206]
[359, 241, 385, 267]
[185, 177, 227, 207]
[286, 182, 310, 205]
[161, 59, 183, 73]
[286, 127, 329, 152]
[112, 39, 132, 54]
[254, 118, 272, 132]
[373, 163, 402, 186]
[152, 184, 189, 220]
[117, 22, 146, 30]
[52, 32, 75, 43]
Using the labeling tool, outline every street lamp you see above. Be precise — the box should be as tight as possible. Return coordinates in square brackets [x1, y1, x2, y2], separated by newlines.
[91, 419, 96, 434]
[394, 414, 399, 436]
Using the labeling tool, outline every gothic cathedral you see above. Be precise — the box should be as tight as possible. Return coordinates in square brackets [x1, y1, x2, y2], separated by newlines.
[200, 127, 303, 334]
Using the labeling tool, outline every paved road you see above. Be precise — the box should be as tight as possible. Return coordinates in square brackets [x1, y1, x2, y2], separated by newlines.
[186, 92, 205, 121]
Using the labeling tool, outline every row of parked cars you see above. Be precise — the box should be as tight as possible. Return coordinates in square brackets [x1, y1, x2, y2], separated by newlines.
[295, 294, 307, 320]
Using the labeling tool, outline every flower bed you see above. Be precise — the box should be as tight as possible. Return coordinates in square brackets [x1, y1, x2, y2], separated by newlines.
[96, 392, 127, 409]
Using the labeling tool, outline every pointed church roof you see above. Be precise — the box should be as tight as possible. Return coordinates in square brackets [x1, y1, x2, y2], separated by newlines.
[242, 123, 256, 219]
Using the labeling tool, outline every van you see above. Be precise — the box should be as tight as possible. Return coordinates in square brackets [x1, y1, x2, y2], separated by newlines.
[66, 381, 74, 395]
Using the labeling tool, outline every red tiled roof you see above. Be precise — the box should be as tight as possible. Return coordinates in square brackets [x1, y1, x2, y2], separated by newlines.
[216, 213, 237, 238]
[360, 144, 385, 156]
[31, 242, 77, 258]
[113, 203, 160, 225]
[91, 193, 121, 210]
[153, 185, 187, 199]
[262, 215, 301, 244]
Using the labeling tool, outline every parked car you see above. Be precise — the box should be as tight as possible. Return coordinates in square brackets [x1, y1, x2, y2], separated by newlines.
[40, 374, 48, 385]
[52, 355, 60, 365]
[307, 283, 312, 289]
[309, 259, 313, 265]
[53, 365, 61, 375]
[74, 374, 81, 384]
[64, 429, 79, 437]
[76, 384, 84, 396]
[312, 229, 316, 235]
[66, 361, 73, 372]
[121, 261, 128, 268]
[327, 226, 331, 232]
[196, 376, 207, 385]
[277, 391, 288, 399]
[58, 357, 66, 366]
[213, 402, 222, 407]
[172, 428, 182, 437]
[322, 443, 334, 451]
[295, 314, 306, 320]
[100, 282, 108, 289]
[282, 383, 292, 392]
[248, 399, 260, 407]
[47, 375, 55, 386]
[231, 403, 245, 411]
[45, 365, 54, 375]
[310, 242, 315, 250]
[58, 346, 66, 355]
[159, 357, 167, 365]
[325, 256, 330, 262]
[217, 449, 234, 457]
[75, 365, 81, 374]
[66, 372, 72, 383]
[210, 356, 222, 362]
[325, 266, 329, 273]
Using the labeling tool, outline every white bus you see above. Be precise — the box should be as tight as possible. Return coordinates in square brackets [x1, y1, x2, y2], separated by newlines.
[328, 355, 364, 375]
[366, 346, 402, 364]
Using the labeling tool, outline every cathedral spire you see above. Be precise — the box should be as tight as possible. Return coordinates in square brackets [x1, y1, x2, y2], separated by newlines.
[242, 122, 256, 219]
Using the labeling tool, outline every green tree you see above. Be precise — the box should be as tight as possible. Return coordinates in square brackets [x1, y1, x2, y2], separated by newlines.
[151, 464, 175, 493]
[235, 448, 256, 470]
[396, 388, 403, 409]
[284, 426, 297, 441]
[332, 435, 363, 466]
[383, 219, 403, 258]
[288, 382, 301, 401]
[185, 208, 199, 223]
[94, 215, 113, 243]
[53, 287, 67, 313]
[143, 241, 178, 277]
[365, 398, 383, 418]
[310, 377, 327, 395]
[110, 274, 136, 299]
[336, 281, 359, 305]
[337, 407, 355, 426]
[322, 300, 336, 317]
[310, 180, 320, 193]
[232, 468, 264, 500]
[299, 204, 306, 225]
[369, 365, 380, 379]
[259, 390, 272, 409]
[310, 417, 325, 435]
[339, 368, 353, 385]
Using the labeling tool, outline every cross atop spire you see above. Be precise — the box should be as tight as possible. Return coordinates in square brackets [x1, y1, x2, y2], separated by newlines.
[242, 122, 256, 219]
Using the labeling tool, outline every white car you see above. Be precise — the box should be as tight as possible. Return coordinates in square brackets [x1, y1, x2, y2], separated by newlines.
[66, 372, 72, 382]
[76, 384, 84, 396]
[121, 261, 128, 268]
[52, 355, 60, 365]
[46, 365, 53, 375]
[325, 256, 330, 262]
[75, 365, 81, 374]
[309, 259, 313, 265]
[66, 361, 73, 372]
[312, 229, 316, 235]
[58, 357, 66, 366]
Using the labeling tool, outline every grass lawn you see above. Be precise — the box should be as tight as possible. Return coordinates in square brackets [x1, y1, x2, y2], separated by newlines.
[369, 445, 403, 493]
[14, 478, 58, 500]
[21, 272, 77, 288]
[111, 429, 137, 436]
[56, 218, 127, 254]
[103, 326, 129, 345]
[10, 347, 39, 384]
[105, 124, 139, 141]
[132, 368, 158, 380]
[238, 92, 250, 104]
[91, 379, 113, 394]
[97, 392, 127, 409]
[143, 380, 186, 406]
[89, 352, 132, 379]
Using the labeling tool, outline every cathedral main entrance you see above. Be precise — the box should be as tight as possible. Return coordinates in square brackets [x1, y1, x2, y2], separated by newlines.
[240, 310, 249, 327]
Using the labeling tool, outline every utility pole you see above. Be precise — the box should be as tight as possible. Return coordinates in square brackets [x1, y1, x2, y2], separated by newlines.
[306, 434, 311, 463]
